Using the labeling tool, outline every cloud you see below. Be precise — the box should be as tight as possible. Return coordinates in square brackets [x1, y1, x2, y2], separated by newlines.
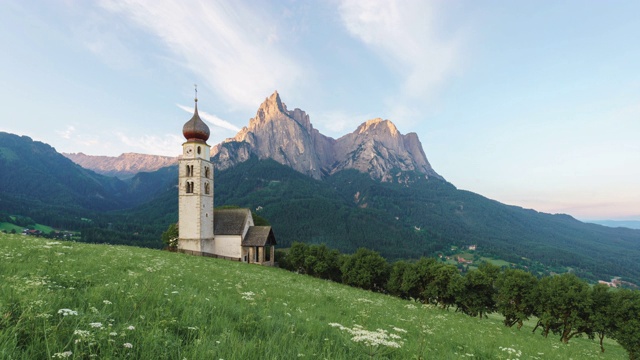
[116, 132, 184, 157]
[56, 125, 76, 139]
[98, 0, 303, 111]
[176, 104, 240, 132]
[337, 0, 463, 100]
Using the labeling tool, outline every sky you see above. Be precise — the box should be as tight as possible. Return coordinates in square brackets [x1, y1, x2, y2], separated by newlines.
[1, 1, 639, 221]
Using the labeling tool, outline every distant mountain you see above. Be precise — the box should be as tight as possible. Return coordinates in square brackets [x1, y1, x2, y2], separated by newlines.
[588, 220, 640, 230]
[63, 152, 178, 179]
[212, 91, 442, 182]
[0, 132, 127, 211]
[0, 132, 176, 228]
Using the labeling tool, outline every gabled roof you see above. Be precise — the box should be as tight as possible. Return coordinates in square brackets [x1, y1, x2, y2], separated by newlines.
[242, 226, 277, 247]
[214, 208, 251, 235]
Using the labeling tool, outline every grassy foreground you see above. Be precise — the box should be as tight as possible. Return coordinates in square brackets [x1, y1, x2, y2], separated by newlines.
[0, 233, 626, 359]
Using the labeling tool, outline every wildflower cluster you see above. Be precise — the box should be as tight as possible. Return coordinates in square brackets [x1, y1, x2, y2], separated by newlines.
[499, 346, 522, 359]
[241, 291, 255, 301]
[52, 351, 73, 358]
[329, 323, 404, 348]
[57, 309, 78, 316]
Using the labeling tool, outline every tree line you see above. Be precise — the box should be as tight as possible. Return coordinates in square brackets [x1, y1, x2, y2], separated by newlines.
[276, 243, 640, 359]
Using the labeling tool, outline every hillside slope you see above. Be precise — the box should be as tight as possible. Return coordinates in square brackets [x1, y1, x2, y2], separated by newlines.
[0, 233, 626, 359]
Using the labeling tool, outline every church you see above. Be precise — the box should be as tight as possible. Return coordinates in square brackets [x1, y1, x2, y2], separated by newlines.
[177, 93, 276, 265]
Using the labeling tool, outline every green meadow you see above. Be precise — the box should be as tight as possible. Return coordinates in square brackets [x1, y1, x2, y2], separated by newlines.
[0, 222, 54, 234]
[0, 233, 626, 359]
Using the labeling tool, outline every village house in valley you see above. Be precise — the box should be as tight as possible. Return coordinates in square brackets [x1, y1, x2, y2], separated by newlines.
[177, 92, 276, 265]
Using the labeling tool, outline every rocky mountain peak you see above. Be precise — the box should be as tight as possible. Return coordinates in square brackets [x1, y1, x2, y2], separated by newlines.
[212, 92, 442, 182]
[356, 118, 399, 137]
[255, 91, 286, 120]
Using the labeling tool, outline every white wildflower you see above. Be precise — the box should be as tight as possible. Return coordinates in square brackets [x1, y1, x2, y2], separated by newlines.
[103, 300, 112, 305]
[241, 291, 255, 300]
[74, 330, 91, 338]
[89, 322, 103, 329]
[329, 323, 403, 348]
[123, 343, 133, 349]
[57, 309, 78, 316]
[52, 351, 73, 358]
[127, 325, 135, 330]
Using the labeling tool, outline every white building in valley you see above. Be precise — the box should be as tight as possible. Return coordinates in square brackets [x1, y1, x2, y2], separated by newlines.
[177, 93, 276, 265]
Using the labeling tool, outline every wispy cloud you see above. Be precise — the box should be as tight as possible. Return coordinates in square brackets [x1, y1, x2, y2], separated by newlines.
[56, 125, 76, 139]
[116, 132, 184, 157]
[98, 0, 303, 111]
[337, 0, 463, 100]
[176, 104, 240, 132]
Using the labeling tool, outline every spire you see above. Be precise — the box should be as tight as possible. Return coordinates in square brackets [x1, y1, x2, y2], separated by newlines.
[182, 84, 210, 142]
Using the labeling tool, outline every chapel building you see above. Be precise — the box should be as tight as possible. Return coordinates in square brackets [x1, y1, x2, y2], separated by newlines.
[177, 93, 276, 265]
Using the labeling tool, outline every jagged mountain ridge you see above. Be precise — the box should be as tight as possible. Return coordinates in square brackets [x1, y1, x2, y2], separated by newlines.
[212, 91, 442, 182]
[63, 91, 441, 183]
[63, 152, 178, 179]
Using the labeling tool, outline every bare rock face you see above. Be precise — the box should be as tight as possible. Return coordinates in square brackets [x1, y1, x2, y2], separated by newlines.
[212, 91, 442, 183]
[63, 152, 178, 179]
[332, 119, 441, 181]
[213, 91, 334, 179]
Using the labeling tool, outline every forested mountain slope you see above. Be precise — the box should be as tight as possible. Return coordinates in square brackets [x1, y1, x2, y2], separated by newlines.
[125, 158, 640, 284]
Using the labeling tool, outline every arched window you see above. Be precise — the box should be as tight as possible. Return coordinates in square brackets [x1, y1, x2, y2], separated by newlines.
[186, 164, 191, 177]
[204, 166, 210, 179]
[186, 181, 194, 194]
[197, 146, 201, 155]
[204, 182, 210, 195]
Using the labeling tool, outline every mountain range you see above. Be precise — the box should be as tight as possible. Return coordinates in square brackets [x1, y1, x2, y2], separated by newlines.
[62, 152, 177, 179]
[2, 91, 640, 284]
[212, 91, 441, 182]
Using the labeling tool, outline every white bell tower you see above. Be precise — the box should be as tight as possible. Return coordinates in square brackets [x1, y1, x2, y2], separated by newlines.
[178, 86, 214, 254]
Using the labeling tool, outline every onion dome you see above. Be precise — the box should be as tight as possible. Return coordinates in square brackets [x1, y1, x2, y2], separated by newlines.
[182, 98, 210, 142]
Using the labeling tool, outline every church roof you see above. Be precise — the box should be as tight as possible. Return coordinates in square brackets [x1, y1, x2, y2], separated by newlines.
[213, 208, 277, 247]
[242, 226, 276, 247]
[213, 208, 251, 235]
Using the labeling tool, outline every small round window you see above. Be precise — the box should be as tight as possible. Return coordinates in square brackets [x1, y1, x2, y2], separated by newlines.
[197, 146, 201, 154]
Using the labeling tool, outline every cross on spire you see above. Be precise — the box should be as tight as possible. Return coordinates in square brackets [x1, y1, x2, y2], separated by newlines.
[194, 84, 198, 103]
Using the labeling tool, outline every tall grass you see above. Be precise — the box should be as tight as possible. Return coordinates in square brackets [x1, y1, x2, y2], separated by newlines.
[0, 233, 626, 359]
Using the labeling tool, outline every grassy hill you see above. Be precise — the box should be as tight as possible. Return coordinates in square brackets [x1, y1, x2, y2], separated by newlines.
[0, 233, 626, 359]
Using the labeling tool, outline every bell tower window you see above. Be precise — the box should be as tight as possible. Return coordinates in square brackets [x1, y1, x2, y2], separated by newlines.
[205, 182, 210, 195]
[204, 166, 210, 179]
[186, 181, 194, 194]
[197, 146, 201, 155]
